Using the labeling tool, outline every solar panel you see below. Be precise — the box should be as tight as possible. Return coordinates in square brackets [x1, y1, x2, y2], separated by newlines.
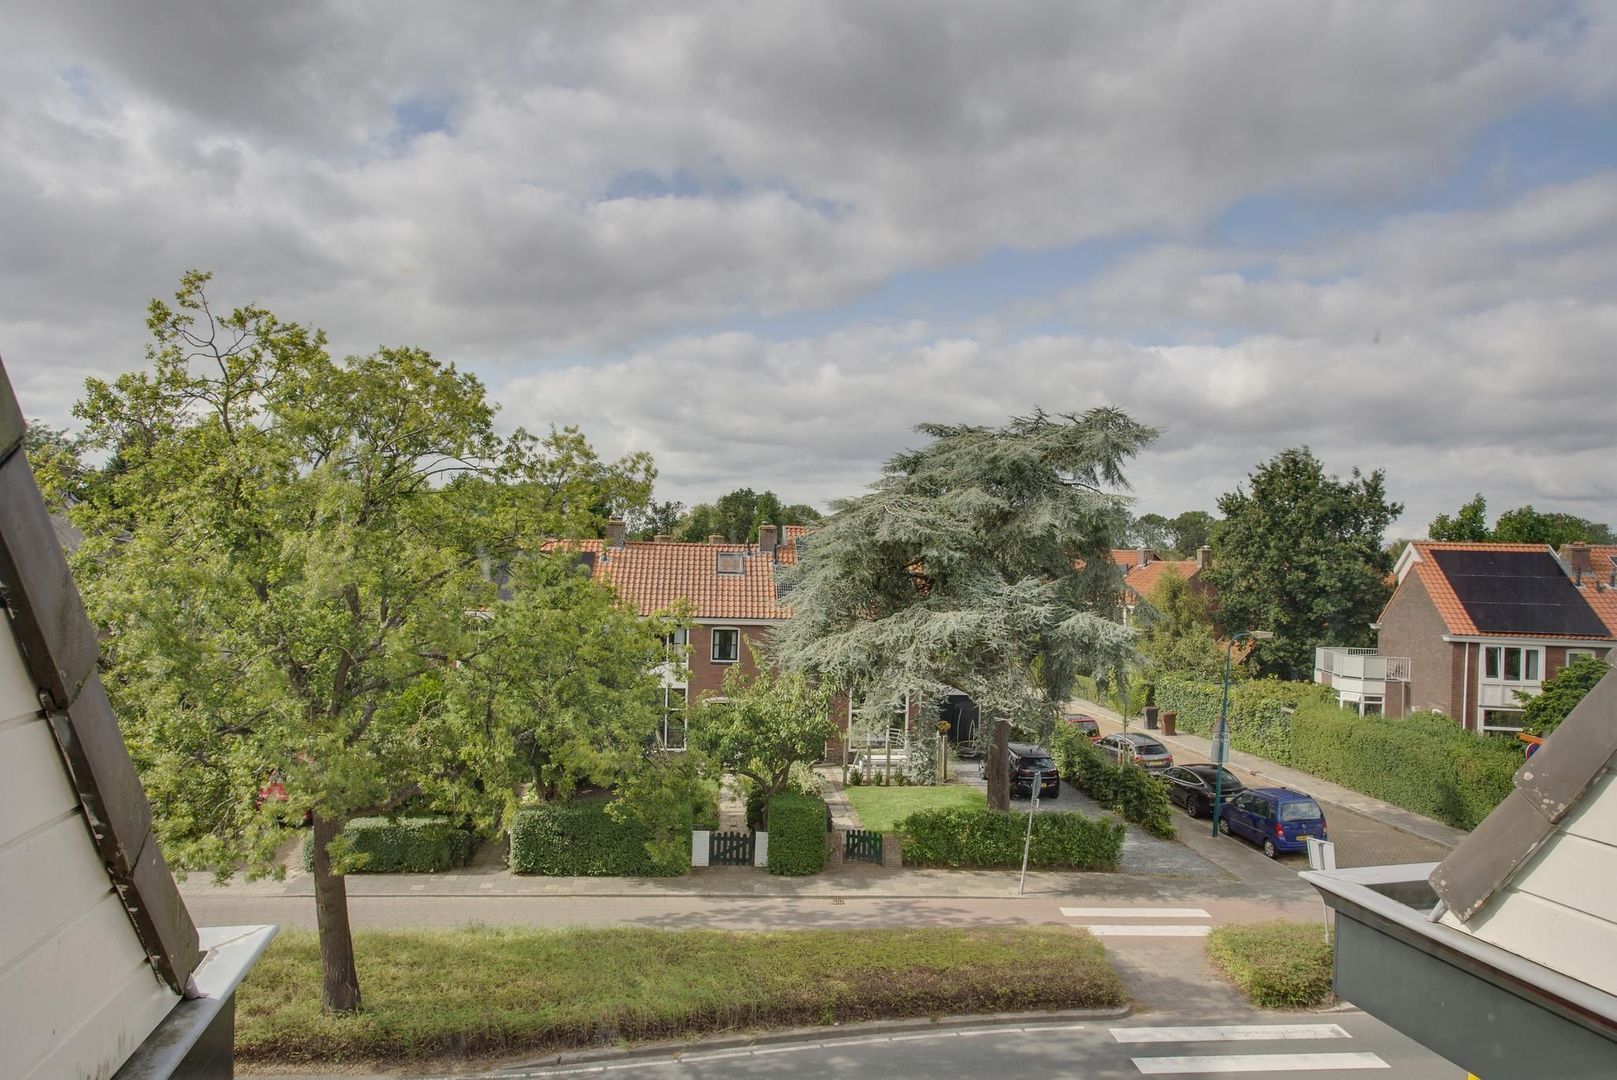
[1431, 548, 1608, 637]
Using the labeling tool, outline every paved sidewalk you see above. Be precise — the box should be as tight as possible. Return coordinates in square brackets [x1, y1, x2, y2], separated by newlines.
[1071, 697, 1469, 850]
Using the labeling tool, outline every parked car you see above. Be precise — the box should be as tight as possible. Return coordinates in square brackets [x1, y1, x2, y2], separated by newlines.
[1161, 764, 1246, 819]
[1062, 712, 1101, 740]
[1218, 786, 1328, 858]
[981, 742, 1061, 799]
[1095, 731, 1174, 771]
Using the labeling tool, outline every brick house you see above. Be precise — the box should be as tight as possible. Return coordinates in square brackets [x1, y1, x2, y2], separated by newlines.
[1316, 542, 1616, 732]
[1113, 546, 1216, 627]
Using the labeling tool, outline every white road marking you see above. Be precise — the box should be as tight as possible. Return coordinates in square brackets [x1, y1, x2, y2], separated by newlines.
[1112, 1024, 1351, 1044]
[1061, 907, 1211, 918]
[1078, 924, 1213, 936]
[1132, 1051, 1389, 1073]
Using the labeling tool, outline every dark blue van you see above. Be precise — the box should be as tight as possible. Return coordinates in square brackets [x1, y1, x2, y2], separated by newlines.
[1219, 786, 1327, 858]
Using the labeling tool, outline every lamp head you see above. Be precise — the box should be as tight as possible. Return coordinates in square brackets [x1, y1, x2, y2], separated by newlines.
[1250, 630, 1275, 641]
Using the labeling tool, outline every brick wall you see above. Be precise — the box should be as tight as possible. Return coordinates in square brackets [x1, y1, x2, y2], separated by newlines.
[1377, 575, 1459, 719]
[685, 623, 772, 699]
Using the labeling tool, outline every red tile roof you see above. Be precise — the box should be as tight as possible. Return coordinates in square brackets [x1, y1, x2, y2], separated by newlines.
[1123, 559, 1201, 599]
[1396, 541, 1616, 640]
[553, 538, 791, 621]
[1578, 545, 1617, 636]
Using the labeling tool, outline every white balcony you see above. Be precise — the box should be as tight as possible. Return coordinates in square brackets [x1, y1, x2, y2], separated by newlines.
[1478, 681, 1541, 708]
[1314, 647, 1411, 695]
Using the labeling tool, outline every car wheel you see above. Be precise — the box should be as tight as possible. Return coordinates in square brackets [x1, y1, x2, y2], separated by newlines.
[1218, 817, 1231, 836]
[1262, 839, 1278, 859]
[1185, 797, 1200, 819]
[1046, 789, 1059, 801]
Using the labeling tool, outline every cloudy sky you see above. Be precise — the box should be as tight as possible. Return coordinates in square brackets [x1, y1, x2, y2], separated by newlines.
[3, 2, 1614, 534]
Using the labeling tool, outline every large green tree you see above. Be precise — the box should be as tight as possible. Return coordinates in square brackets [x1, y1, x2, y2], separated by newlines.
[1169, 510, 1217, 555]
[71, 272, 659, 1013]
[1207, 447, 1402, 679]
[1136, 569, 1226, 681]
[1428, 493, 1490, 541]
[772, 408, 1154, 807]
[1428, 494, 1612, 546]
[676, 487, 821, 542]
[1520, 656, 1610, 737]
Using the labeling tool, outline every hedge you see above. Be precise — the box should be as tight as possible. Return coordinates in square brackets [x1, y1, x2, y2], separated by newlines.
[1152, 674, 1329, 762]
[1051, 725, 1175, 838]
[1288, 703, 1519, 830]
[1207, 921, 1335, 1009]
[896, 806, 1123, 870]
[766, 792, 828, 875]
[509, 800, 689, 877]
[301, 817, 473, 874]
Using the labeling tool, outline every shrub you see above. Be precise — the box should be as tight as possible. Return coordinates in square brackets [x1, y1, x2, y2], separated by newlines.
[846, 768, 863, 786]
[301, 816, 472, 874]
[896, 806, 1123, 869]
[766, 792, 828, 875]
[509, 800, 689, 876]
[1207, 921, 1335, 1009]
[1288, 703, 1519, 829]
[1152, 674, 1329, 762]
[1051, 726, 1175, 838]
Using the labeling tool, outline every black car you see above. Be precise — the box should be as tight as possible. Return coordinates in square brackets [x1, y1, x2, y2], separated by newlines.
[981, 742, 1061, 799]
[1162, 764, 1246, 819]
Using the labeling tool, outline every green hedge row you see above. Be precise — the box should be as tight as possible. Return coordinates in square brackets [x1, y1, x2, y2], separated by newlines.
[1152, 675, 1328, 761]
[766, 792, 828, 876]
[1051, 726, 1176, 838]
[1288, 703, 1519, 830]
[301, 817, 474, 874]
[896, 806, 1123, 870]
[509, 800, 689, 877]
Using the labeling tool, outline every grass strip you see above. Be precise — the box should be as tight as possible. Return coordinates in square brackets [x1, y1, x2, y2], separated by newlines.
[237, 926, 1123, 1067]
[1206, 921, 1335, 1009]
[843, 784, 986, 833]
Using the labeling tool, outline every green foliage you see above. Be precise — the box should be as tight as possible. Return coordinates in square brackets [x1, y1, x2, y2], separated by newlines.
[1429, 494, 1490, 542]
[1129, 512, 1173, 552]
[690, 651, 836, 814]
[1521, 657, 1610, 736]
[236, 926, 1126, 1067]
[508, 800, 690, 876]
[1152, 675, 1327, 762]
[1136, 569, 1227, 681]
[299, 817, 472, 874]
[1051, 725, 1175, 838]
[765, 792, 828, 875]
[896, 806, 1123, 869]
[22, 420, 91, 513]
[1207, 447, 1401, 679]
[1207, 922, 1335, 1009]
[1288, 703, 1518, 829]
[675, 488, 822, 543]
[843, 784, 986, 832]
[1170, 510, 1217, 555]
[775, 408, 1156, 739]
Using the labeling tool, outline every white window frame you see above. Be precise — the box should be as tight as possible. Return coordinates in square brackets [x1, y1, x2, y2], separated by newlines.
[711, 626, 740, 664]
[1479, 707, 1525, 736]
[1566, 648, 1596, 666]
[660, 686, 687, 750]
[1482, 644, 1543, 685]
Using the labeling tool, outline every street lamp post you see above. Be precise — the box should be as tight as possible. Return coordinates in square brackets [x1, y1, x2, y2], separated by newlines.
[1211, 629, 1274, 838]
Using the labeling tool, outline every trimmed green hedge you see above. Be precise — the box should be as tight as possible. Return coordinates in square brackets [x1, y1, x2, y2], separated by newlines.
[1152, 675, 1329, 761]
[1052, 726, 1175, 838]
[1288, 703, 1518, 830]
[766, 792, 828, 875]
[509, 800, 689, 877]
[301, 817, 473, 874]
[896, 806, 1123, 870]
[1207, 921, 1335, 1009]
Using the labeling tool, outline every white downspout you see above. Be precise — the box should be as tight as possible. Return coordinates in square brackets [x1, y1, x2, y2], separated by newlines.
[1460, 642, 1471, 732]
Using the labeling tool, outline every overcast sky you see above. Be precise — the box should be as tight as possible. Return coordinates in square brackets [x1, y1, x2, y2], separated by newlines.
[3, 2, 1614, 535]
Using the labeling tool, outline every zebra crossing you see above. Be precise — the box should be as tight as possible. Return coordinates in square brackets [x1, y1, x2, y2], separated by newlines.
[1059, 904, 1213, 935]
[1111, 1023, 1388, 1074]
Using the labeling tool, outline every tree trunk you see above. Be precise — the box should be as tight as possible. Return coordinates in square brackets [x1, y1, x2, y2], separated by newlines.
[987, 718, 1010, 811]
[310, 814, 362, 1013]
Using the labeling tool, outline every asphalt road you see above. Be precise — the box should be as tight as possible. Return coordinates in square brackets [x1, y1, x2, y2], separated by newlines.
[436, 1013, 1465, 1080]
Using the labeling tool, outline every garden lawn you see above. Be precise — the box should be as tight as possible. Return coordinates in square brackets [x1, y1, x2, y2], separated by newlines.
[237, 926, 1124, 1068]
[1206, 921, 1335, 1009]
[844, 784, 986, 833]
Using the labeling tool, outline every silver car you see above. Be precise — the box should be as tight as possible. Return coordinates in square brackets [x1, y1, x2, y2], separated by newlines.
[1096, 731, 1174, 771]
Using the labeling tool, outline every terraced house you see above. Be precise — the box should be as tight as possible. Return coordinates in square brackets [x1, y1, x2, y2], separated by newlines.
[1315, 542, 1617, 732]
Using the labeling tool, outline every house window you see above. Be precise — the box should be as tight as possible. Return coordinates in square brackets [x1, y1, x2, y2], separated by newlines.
[1480, 708, 1525, 735]
[663, 628, 689, 651]
[715, 552, 744, 575]
[1566, 649, 1596, 665]
[1483, 646, 1541, 683]
[711, 627, 740, 663]
[660, 687, 687, 750]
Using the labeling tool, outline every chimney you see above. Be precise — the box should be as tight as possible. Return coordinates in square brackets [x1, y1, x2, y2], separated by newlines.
[605, 518, 627, 548]
[1196, 545, 1213, 570]
[654, 533, 671, 543]
[708, 533, 725, 545]
[1136, 546, 1150, 568]
[1563, 542, 1593, 577]
[758, 523, 778, 556]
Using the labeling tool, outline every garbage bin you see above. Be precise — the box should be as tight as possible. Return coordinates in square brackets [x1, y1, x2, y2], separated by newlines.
[1143, 705, 1160, 730]
[1161, 711, 1177, 736]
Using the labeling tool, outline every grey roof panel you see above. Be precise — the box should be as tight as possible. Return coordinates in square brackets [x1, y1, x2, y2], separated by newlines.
[1431, 547, 1609, 637]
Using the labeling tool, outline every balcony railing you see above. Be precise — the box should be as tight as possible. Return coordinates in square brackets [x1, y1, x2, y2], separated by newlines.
[1314, 647, 1410, 684]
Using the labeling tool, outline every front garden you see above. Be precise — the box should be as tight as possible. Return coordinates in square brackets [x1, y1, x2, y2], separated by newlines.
[236, 925, 1126, 1068]
[844, 783, 986, 832]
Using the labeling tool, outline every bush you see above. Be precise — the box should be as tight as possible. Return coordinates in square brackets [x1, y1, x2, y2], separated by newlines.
[1051, 726, 1176, 838]
[896, 806, 1123, 869]
[846, 768, 863, 786]
[766, 792, 828, 875]
[1207, 921, 1335, 1008]
[1153, 674, 1329, 762]
[301, 816, 473, 874]
[1288, 703, 1518, 829]
[509, 800, 689, 876]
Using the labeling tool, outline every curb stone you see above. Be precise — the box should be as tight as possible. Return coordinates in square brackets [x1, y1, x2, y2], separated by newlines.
[502, 1005, 1134, 1072]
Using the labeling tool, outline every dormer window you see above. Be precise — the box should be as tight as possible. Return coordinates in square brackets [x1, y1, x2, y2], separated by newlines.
[716, 551, 744, 575]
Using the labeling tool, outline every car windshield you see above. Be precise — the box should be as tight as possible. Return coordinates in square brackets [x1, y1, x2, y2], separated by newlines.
[1132, 741, 1166, 755]
[1280, 799, 1323, 821]
[1020, 757, 1055, 771]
